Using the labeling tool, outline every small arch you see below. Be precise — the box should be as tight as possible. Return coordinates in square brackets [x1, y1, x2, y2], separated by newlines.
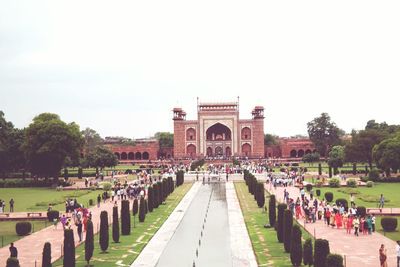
[312, 149, 317, 153]
[225, 147, 231, 157]
[114, 152, 120, 160]
[135, 152, 142, 160]
[186, 128, 196, 141]
[207, 147, 213, 157]
[241, 127, 251, 140]
[128, 152, 134, 160]
[187, 144, 196, 158]
[298, 149, 305, 157]
[242, 143, 251, 156]
[142, 152, 149, 160]
[290, 150, 297, 158]
[215, 146, 223, 156]
[305, 149, 312, 155]
[121, 152, 127, 160]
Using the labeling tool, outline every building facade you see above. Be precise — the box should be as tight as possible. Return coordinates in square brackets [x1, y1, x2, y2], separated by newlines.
[173, 101, 265, 159]
[265, 138, 316, 158]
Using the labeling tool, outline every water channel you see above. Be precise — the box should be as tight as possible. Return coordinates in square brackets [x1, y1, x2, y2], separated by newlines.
[156, 182, 232, 267]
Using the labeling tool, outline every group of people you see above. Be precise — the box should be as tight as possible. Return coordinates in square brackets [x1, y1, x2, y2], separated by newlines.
[0, 198, 14, 213]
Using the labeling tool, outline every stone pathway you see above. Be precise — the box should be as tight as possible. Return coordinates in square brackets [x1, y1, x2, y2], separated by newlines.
[226, 181, 258, 267]
[0, 195, 132, 266]
[265, 182, 398, 267]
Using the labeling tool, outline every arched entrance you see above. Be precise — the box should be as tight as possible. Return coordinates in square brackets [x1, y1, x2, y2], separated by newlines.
[215, 146, 223, 156]
[206, 147, 213, 157]
[121, 152, 127, 160]
[206, 123, 231, 141]
[290, 150, 297, 157]
[298, 150, 305, 157]
[225, 147, 231, 157]
[142, 152, 149, 160]
[187, 144, 196, 158]
[135, 152, 142, 160]
[242, 143, 251, 157]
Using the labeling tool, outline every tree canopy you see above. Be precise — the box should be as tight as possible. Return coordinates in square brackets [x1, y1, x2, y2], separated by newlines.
[85, 146, 118, 169]
[264, 134, 279, 145]
[307, 113, 344, 156]
[82, 128, 103, 155]
[24, 113, 84, 178]
[373, 133, 400, 176]
[328, 145, 345, 169]
[154, 132, 173, 148]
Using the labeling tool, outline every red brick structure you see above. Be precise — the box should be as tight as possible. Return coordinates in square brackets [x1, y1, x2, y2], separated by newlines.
[173, 100, 265, 159]
[265, 138, 316, 159]
[105, 138, 159, 163]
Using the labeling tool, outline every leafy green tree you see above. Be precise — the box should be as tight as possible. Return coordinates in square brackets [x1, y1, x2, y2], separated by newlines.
[99, 211, 109, 252]
[302, 152, 320, 165]
[154, 132, 174, 147]
[82, 128, 103, 155]
[328, 146, 345, 174]
[290, 224, 303, 266]
[307, 113, 343, 156]
[41, 242, 51, 267]
[264, 134, 279, 145]
[24, 113, 83, 179]
[85, 220, 94, 265]
[373, 134, 400, 176]
[85, 146, 118, 170]
[63, 229, 75, 267]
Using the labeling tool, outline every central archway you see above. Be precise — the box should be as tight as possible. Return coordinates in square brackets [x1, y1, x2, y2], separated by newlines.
[206, 123, 231, 141]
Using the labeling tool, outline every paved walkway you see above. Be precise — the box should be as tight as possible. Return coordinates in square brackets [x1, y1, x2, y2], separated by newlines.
[0, 195, 132, 266]
[226, 181, 258, 267]
[265, 182, 397, 267]
[131, 182, 200, 267]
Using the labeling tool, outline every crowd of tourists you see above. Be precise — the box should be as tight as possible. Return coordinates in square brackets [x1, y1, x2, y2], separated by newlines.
[0, 198, 14, 213]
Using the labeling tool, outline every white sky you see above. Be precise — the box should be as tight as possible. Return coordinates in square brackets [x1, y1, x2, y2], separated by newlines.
[1, 0, 399, 139]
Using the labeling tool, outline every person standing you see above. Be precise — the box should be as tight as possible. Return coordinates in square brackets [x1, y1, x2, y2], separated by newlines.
[9, 243, 18, 258]
[379, 244, 388, 267]
[353, 216, 360, 236]
[9, 198, 14, 212]
[372, 214, 376, 232]
[77, 220, 83, 242]
[350, 193, 355, 207]
[97, 194, 101, 208]
[379, 194, 385, 211]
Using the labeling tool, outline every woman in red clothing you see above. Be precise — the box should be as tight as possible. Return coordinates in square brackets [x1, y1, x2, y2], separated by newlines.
[347, 215, 353, 234]
[335, 212, 342, 228]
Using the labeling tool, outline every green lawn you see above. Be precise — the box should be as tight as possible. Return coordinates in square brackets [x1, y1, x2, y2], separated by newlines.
[53, 183, 193, 267]
[315, 183, 400, 208]
[235, 181, 312, 267]
[0, 220, 49, 248]
[0, 188, 100, 212]
[375, 216, 400, 242]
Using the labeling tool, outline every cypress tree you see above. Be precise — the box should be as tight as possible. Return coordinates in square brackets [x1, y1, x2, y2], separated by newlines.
[162, 179, 167, 202]
[303, 238, 314, 267]
[256, 183, 265, 208]
[148, 186, 154, 212]
[283, 209, 293, 252]
[139, 197, 146, 223]
[41, 242, 51, 267]
[63, 229, 75, 267]
[153, 183, 159, 209]
[290, 224, 303, 267]
[314, 239, 330, 267]
[99, 211, 109, 252]
[269, 194, 276, 227]
[112, 206, 120, 242]
[6, 258, 19, 267]
[144, 199, 148, 214]
[328, 166, 332, 178]
[85, 220, 94, 265]
[318, 163, 322, 175]
[121, 200, 131, 235]
[158, 181, 163, 204]
[132, 198, 138, 228]
[276, 203, 287, 243]
[78, 167, 83, 179]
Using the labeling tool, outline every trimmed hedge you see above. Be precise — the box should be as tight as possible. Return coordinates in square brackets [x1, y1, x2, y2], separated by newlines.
[47, 210, 60, 222]
[346, 179, 357, 188]
[148, 186, 154, 212]
[176, 170, 184, 187]
[6, 258, 19, 267]
[325, 254, 344, 267]
[256, 183, 265, 208]
[357, 206, 366, 217]
[85, 220, 94, 265]
[15, 222, 32, 236]
[290, 224, 302, 267]
[99, 211, 109, 252]
[366, 181, 374, 187]
[335, 198, 348, 209]
[283, 209, 293, 252]
[63, 229, 75, 267]
[139, 197, 146, 223]
[381, 217, 398, 232]
[276, 203, 287, 243]
[112, 206, 120, 242]
[314, 239, 330, 267]
[328, 178, 340, 188]
[121, 200, 131, 235]
[316, 189, 321, 197]
[324, 192, 334, 203]
[305, 184, 313, 192]
[269, 195, 276, 227]
[42, 242, 51, 267]
[303, 238, 313, 266]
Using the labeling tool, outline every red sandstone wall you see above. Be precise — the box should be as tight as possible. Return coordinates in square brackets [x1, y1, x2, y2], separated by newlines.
[173, 120, 186, 158]
[252, 118, 265, 158]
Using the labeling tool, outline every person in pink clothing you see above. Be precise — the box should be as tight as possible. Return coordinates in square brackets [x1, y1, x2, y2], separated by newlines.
[347, 215, 353, 234]
[335, 212, 342, 228]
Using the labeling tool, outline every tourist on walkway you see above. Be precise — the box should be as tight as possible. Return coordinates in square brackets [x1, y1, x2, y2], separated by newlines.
[77, 220, 83, 242]
[9, 198, 14, 212]
[353, 216, 360, 236]
[97, 194, 101, 208]
[396, 240, 400, 267]
[379, 194, 385, 210]
[350, 193, 355, 207]
[379, 244, 388, 267]
[372, 214, 376, 232]
[9, 243, 18, 258]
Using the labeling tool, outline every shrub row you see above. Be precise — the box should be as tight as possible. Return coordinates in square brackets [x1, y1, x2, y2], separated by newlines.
[176, 171, 185, 187]
[243, 170, 265, 208]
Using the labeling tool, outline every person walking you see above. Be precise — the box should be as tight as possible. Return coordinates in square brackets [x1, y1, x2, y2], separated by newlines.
[379, 244, 388, 267]
[97, 194, 101, 208]
[9, 243, 18, 258]
[9, 198, 14, 212]
[396, 240, 400, 267]
[350, 193, 355, 207]
[353, 216, 360, 236]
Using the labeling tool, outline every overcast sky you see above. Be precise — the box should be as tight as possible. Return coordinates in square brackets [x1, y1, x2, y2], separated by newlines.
[1, 0, 399, 139]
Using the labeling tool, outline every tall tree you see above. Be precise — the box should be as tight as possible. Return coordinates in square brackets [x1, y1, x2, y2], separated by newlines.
[24, 113, 83, 178]
[327, 146, 345, 174]
[85, 146, 118, 170]
[82, 127, 103, 155]
[307, 113, 343, 156]
[264, 134, 279, 145]
[373, 133, 400, 176]
[154, 132, 174, 147]
[85, 220, 94, 265]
